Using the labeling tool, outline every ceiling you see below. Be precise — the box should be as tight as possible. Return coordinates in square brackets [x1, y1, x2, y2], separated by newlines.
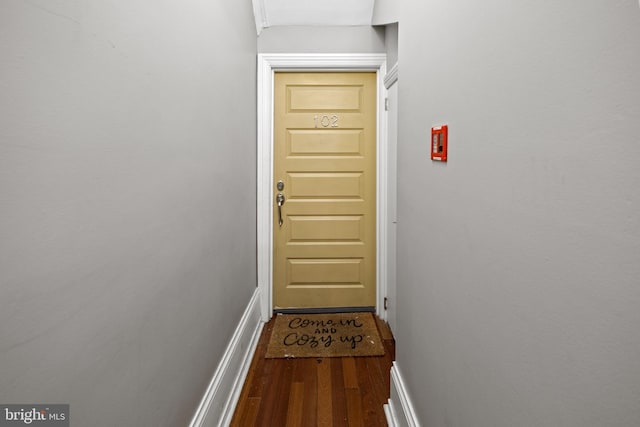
[252, 0, 376, 34]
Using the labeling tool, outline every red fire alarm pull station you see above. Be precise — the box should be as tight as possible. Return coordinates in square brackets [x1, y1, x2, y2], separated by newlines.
[431, 125, 448, 162]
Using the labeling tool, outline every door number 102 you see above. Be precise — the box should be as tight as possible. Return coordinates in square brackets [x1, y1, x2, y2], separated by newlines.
[314, 114, 339, 128]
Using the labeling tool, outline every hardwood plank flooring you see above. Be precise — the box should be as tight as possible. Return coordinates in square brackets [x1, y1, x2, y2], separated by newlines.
[230, 315, 395, 427]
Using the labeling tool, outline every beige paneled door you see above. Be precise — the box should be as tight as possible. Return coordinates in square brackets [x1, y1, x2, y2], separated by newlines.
[273, 72, 377, 309]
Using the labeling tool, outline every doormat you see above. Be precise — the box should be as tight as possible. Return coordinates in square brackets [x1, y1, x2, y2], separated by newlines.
[265, 312, 385, 359]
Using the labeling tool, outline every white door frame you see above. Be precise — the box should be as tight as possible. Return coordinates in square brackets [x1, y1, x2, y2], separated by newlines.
[257, 53, 388, 322]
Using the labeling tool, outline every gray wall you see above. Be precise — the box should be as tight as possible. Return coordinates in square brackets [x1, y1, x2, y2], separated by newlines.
[257, 25, 385, 53]
[372, 0, 398, 25]
[396, 1, 640, 426]
[0, 1, 257, 426]
[384, 23, 398, 67]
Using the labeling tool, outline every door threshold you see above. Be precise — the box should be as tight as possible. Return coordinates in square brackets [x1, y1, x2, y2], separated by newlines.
[274, 306, 376, 315]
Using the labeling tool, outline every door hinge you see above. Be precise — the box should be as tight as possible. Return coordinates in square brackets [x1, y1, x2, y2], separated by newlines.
[384, 97, 389, 111]
[384, 297, 388, 310]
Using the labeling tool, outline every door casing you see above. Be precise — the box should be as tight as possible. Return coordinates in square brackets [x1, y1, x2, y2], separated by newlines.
[257, 53, 388, 322]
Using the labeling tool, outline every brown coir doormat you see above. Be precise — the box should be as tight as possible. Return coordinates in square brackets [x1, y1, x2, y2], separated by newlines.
[265, 312, 385, 359]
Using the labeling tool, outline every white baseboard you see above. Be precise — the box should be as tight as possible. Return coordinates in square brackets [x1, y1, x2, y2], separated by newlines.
[384, 401, 399, 427]
[189, 288, 264, 427]
[385, 362, 421, 427]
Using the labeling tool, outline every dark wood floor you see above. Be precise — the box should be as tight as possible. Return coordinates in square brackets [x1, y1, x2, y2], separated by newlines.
[230, 315, 395, 427]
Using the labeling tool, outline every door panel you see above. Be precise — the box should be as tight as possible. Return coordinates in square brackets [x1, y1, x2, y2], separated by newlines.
[288, 215, 364, 242]
[287, 85, 363, 111]
[273, 72, 377, 309]
[288, 129, 364, 156]
[287, 258, 364, 288]
[288, 172, 364, 199]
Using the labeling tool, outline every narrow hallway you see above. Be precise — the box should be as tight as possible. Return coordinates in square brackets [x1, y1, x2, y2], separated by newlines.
[231, 316, 395, 426]
[2, 1, 639, 425]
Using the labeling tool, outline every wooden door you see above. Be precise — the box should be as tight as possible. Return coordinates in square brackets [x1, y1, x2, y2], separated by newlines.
[273, 72, 377, 310]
